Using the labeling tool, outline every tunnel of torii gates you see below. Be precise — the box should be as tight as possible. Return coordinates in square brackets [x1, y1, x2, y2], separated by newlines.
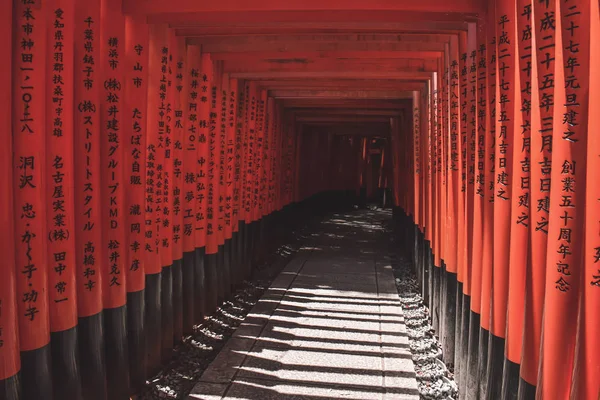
[0, 0, 599, 399]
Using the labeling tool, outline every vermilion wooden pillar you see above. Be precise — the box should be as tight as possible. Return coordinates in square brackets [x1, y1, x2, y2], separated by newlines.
[520, 0, 557, 394]
[195, 51, 211, 318]
[478, 9, 496, 398]
[145, 22, 168, 377]
[12, 0, 53, 398]
[100, 0, 130, 396]
[218, 72, 231, 298]
[183, 44, 201, 329]
[170, 33, 186, 347]
[576, 3, 600, 399]
[466, 17, 488, 398]
[123, 14, 149, 391]
[74, 1, 107, 398]
[44, 1, 82, 398]
[0, 0, 20, 397]
[204, 53, 219, 313]
[503, 0, 532, 397]
[540, 1, 591, 398]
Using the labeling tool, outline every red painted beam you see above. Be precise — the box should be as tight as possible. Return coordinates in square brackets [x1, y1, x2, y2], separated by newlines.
[256, 80, 425, 91]
[149, 10, 476, 26]
[211, 51, 442, 61]
[282, 99, 410, 109]
[124, 1, 485, 16]
[231, 71, 433, 79]
[270, 89, 413, 99]
[224, 59, 438, 73]
[189, 39, 447, 53]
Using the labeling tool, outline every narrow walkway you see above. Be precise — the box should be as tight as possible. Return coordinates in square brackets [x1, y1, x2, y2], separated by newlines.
[188, 209, 420, 400]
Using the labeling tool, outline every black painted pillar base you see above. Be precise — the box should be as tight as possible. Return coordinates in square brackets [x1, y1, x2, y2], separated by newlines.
[204, 252, 219, 315]
[502, 358, 521, 400]
[145, 272, 162, 377]
[172, 258, 184, 343]
[182, 251, 195, 334]
[459, 293, 471, 400]
[194, 248, 206, 324]
[216, 245, 225, 305]
[517, 378, 536, 400]
[478, 327, 490, 399]
[431, 264, 441, 332]
[223, 240, 232, 299]
[161, 265, 174, 363]
[50, 326, 83, 400]
[426, 241, 433, 310]
[441, 267, 456, 369]
[486, 333, 505, 400]
[466, 311, 481, 400]
[454, 283, 463, 384]
[104, 305, 130, 399]
[78, 312, 107, 400]
[0, 373, 19, 400]
[20, 345, 53, 400]
[127, 289, 146, 393]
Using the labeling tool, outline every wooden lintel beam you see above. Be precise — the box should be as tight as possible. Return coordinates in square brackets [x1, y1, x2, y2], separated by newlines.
[292, 109, 402, 116]
[296, 116, 393, 123]
[271, 90, 413, 99]
[225, 59, 438, 74]
[211, 51, 442, 61]
[148, 10, 476, 26]
[125, 1, 485, 16]
[282, 99, 410, 109]
[231, 71, 432, 80]
[257, 80, 426, 91]
[190, 39, 447, 53]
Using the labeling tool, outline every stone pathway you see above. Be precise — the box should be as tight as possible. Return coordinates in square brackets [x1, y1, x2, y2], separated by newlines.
[188, 210, 420, 400]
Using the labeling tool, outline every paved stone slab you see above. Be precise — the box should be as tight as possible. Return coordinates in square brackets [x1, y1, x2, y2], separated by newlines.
[188, 210, 419, 400]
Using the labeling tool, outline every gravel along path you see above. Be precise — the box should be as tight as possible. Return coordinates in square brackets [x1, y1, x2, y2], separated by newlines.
[388, 244, 459, 400]
[136, 224, 313, 400]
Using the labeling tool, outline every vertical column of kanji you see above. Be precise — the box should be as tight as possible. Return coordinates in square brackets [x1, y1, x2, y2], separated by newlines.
[226, 78, 239, 286]
[218, 72, 231, 297]
[520, 0, 556, 393]
[100, 0, 129, 396]
[466, 20, 488, 398]
[73, 2, 107, 398]
[234, 82, 247, 280]
[159, 30, 175, 363]
[454, 32, 467, 388]
[144, 23, 166, 376]
[244, 83, 258, 274]
[458, 24, 478, 398]
[0, 1, 20, 398]
[577, 2, 600, 398]
[45, 1, 82, 398]
[212, 62, 225, 305]
[195, 53, 211, 315]
[413, 93, 421, 224]
[204, 54, 219, 312]
[442, 35, 459, 367]
[541, 1, 590, 396]
[425, 79, 434, 311]
[182, 44, 200, 330]
[430, 71, 440, 333]
[489, 3, 517, 396]
[503, 0, 532, 394]
[254, 92, 269, 263]
[170, 34, 185, 347]
[239, 81, 251, 277]
[123, 16, 148, 390]
[12, 0, 52, 398]
[253, 91, 266, 225]
[478, 10, 497, 397]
